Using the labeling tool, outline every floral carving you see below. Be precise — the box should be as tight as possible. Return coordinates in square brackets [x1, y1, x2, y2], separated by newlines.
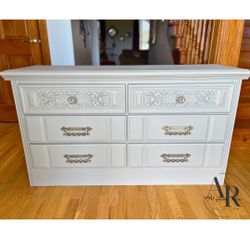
[87, 91, 110, 107]
[34, 90, 115, 109]
[143, 89, 217, 108]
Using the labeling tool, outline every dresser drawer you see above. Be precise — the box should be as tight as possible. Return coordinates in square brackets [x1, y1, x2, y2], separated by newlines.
[26, 116, 126, 142]
[20, 85, 125, 114]
[30, 144, 126, 168]
[128, 144, 224, 168]
[129, 84, 234, 113]
[128, 115, 228, 142]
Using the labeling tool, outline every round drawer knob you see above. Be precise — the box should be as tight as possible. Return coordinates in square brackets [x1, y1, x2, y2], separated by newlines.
[68, 96, 78, 104]
[176, 95, 186, 104]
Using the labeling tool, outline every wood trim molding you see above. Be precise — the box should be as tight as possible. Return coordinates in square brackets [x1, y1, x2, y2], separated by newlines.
[209, 20, 245, 66]
[38, 20, 51, 65]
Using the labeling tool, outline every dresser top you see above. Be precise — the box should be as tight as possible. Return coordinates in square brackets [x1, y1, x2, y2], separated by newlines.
[1, 65, 250, 81]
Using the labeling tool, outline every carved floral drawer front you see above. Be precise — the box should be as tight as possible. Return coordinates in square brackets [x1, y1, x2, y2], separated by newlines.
[128, 84, 234, 113]
[20, 85, 125, 114]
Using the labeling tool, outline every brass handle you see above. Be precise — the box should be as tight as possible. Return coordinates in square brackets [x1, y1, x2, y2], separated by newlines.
[23, 38, 41, 45]
[162, 125, 193, 135]
[64, 154, 93, 164]
[68, 96, 78, 104]
[61, 126, 92, 136]
[160, 153, 191, 163]
[176, 95, 186, 104]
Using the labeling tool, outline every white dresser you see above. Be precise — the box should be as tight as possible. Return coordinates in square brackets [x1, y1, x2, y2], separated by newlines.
[1, 65, 250, 186]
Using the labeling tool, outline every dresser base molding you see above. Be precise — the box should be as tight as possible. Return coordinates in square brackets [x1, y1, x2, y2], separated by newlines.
[30, 168, 224, 186]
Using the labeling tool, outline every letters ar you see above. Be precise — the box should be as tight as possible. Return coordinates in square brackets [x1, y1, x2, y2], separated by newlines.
[214, 177, 240, 207]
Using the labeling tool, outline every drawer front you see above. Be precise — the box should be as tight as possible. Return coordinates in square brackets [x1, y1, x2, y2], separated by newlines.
[20, 85, 125, 114]
[128, 115, 228, 142]
[128, 144, 224, 168]
[30, 144, 126, 168]
[129, 84, 234, 113]
[26, 116, 126, 142]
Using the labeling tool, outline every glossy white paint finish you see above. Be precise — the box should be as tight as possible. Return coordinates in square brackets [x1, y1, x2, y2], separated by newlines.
[30, 144, 127, 168]
[128, 84, 234, 113]
[128, 115, 228, 142]
[26, 116, 126, 142]
[1, 65, 250, 186]
[127, 144, 224, 168]
[19, 85, 125, 114]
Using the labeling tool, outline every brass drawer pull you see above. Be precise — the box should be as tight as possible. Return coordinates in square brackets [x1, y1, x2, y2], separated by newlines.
[61, 126, 92, 136]
[160, 153, 191, 162]
[162, 125, 193, 135]
[64, 154, 93, 164]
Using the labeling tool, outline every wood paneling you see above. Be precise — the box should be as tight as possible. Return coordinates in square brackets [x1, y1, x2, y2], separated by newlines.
[170, 20, 214, 65]
[240, 80, 250, 98]
[170, 20, 249, 127]
[238, 52, 250, 68]
[38, 20, 51, 65]
[237, 20, 250, 127]
[169, 20, 245, 67]
[0, 20, 50, 121]
[0, 123, 249, 219]
[0, 55, 16, 120]
[236, 103, 250, 120]
[1, 20, 28, 37]
[209, 20, 245, 66]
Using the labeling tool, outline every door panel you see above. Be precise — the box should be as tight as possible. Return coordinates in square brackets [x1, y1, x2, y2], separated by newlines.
[1, 20, 28, 37]
[7, 55, 32, 68]
[0, 54, 16, 120]
[0, 20, 50, 121]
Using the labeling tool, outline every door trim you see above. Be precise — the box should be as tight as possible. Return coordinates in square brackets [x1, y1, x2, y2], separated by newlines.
[38, 20, 51, 65]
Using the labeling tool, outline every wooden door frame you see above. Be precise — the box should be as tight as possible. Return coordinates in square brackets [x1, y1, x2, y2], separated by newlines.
[38, 20, 51, 65]
[209, 20, 245, 66]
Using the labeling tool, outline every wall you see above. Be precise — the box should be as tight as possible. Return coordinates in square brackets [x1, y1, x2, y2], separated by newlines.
[105, 20, 133, 64]
[46, 20, 75, 65]
[71, 20, 100, 65]
[89, 21, 100, 65]
[71, 20, 91, 65]
[148, 21, 174, 65]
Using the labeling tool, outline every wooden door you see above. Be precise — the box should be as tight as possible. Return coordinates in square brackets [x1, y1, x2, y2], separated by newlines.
[0, 20, 50, 121]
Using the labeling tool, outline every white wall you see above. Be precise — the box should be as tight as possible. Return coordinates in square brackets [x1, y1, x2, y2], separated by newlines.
[90, 21, 100, 65]
[71, 20, 100, 65]
[46, 20, 75, 65]
[71, 20, 91, 65]
[148, 21, 174, 65]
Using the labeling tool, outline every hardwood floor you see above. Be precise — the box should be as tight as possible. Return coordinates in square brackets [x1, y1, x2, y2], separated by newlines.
[0, 122, 249, 219]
